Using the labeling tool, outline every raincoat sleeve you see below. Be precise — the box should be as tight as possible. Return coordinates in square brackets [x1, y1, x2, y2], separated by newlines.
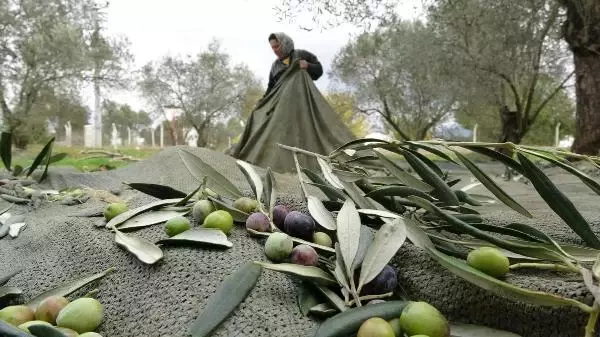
[297, 50, 323, 80]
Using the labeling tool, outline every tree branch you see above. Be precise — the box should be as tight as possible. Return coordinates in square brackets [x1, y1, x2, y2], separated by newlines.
[522, 3, 560, 126]
[529, 70, 575, 125]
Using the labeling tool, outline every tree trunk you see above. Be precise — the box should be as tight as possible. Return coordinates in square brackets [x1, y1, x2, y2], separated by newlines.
[570, 51, 600, 155]
[498, 105, 522, 154]
[562, 0, 600, 155]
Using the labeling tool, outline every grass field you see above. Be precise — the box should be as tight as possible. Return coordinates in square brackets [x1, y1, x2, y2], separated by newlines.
[11, 145, 162, 172]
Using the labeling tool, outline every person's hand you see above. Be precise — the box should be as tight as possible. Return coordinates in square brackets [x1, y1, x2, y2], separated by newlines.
[299, 60, 309, 69]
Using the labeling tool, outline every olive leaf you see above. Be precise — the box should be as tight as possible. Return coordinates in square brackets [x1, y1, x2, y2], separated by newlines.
[178, 149, 243, 199]
[450, 323, 522, 337]
[208, 196, 249, 223]
[364, 185, 436, 201]
[264, 167, 277, 218]
[450, 149, 531, 218]
[26, 136, 54, 178]
[105, 198, 182, 229]
[373, 150, 433, 192]
[520, 147, 600, 197]
[331, 168, 367, 182]
[336, 199, 362, 277]
[26, 267, 115, 309]
[254, 262, 338, 286]
[0, 319, 34, 337]
[357, 209, 400, 219]
[174, 178, 206, 206]
[297, 282, 322, 316]
[457, 145, 525, 176]
[333, 243, 352, 293]
[504, 223, 573, 259]
[0, 132, 11, 171]
[26, 324, 69, 337]
[405, 141, 458, 164]
[329, 138, 391, 158]
[404, 217, 590, 311]
[401, 148, 459, 206]
[357, 218, 407, 292]
[516, 152, 600, 249]
[317, 157, 345, 189]
[0, 286, 22, 300]
[308, 303, 338, 317]
[314, 283, 347, 312]
[307, 195, 336, 230]
[156, 228, 233, 248]
[114, 229, 163, 265]
[188, 262, 262, 337]
[123, 182, 187, 199]
[117, 210, 187, 231]
[351, 225, 375, 271]
[305, 182, 346, 201]
[236, 160, 263, 204]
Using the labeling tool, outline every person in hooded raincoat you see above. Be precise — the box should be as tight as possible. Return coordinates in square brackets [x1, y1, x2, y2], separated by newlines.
[229, 32, 356, 172]
[260, 32, 324, 101]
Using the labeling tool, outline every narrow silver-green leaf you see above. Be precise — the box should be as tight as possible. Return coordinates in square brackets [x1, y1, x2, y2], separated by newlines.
[124, 182, 187, 199]
[156, 228, 233, 248]
[330, 138, 390, 158]
[340, 180, 376, 210]
[364, 185, 435, 201]
[450, 323, 522, 337]
[236, 160, 263, 204]
[317, 157, 345, 189]
[458, 145, 525, 176]
[117, 210, 186, 230]
[358, 218, 407, 291]
[0, 132, 11, 171]
[298, 282, 322, 316]
[189, 262, 262, 337]
[305, 182, 346, 201]
[26, 136, 54, 178]
[105, 198, 181, 229]
[264, 167, 277, 219]
[406, 141, 458, 164]
[332, 168, 366, 182]
[517, 152, 600, 249]
[401, 148, 459, 206]
[174, 178, 206, 206]
[178, 149, 243, 199]
[408, 196, 575, 264]
[0, 286, 22, 300]
[254, 262, 337, 286]
[580, 267, 600, 306]
[308, 303, 338, 317]
[351, 225, 375, 271]
[114, 229, 163, 265]
[307, 195, 336, 230]
[520, 147, 600, 197]
[26, 267, 115, 309]
[404, 218, 591, 311]
[451, 149, 532, 218]
[357, 209, 400, 219]
[373, 150, 433, 192]
[337, 199, 362, 276]
[314, 283, 347, 312]
[25, 324, 68, 337]
[334, 242, 352, 292]
[208, 196, 249, 223]
[505, 223, 572, 259]
[246, 228, 335, 253]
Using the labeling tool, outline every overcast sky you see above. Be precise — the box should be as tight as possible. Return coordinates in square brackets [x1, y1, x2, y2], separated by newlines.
[83, 0, 423, 113]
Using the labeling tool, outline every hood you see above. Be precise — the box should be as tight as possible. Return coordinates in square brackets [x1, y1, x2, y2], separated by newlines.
[271, 32, 294, 59]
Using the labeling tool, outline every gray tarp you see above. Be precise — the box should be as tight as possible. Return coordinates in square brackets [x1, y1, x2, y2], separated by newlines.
[0, 147, 599, 337]
[232, 60, 357, 173]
